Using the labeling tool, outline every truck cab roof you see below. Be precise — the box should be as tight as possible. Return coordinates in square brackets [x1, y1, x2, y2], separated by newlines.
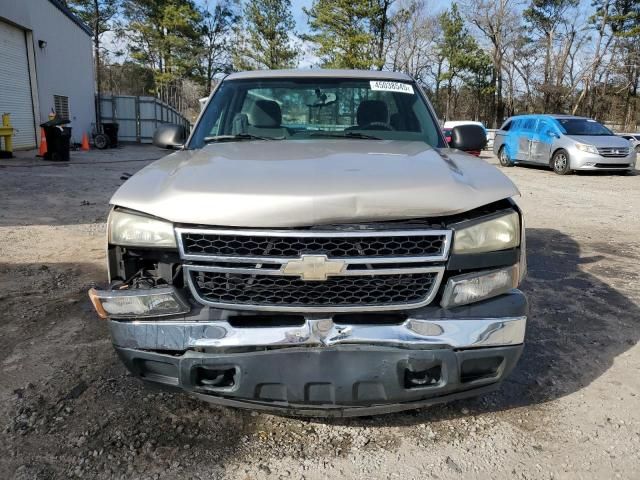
[225, 69, 414, 81]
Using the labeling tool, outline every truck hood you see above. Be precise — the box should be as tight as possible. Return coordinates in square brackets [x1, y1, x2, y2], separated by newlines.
[110, 140, 519, 227]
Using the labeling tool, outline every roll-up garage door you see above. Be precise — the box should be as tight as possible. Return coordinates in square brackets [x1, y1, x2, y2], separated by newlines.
[0, 20, 36, 149]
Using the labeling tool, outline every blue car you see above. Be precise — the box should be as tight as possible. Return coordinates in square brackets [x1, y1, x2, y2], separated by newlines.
[493, 114, 635, 175]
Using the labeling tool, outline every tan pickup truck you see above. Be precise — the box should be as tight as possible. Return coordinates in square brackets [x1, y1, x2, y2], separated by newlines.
[89, 69, 527, 416]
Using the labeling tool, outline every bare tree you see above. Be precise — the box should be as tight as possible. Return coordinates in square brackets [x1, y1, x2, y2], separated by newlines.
[386, 0, 440, 83]
[524, 0, 579, 111]
[571, 0, 615, 114]
[464, 0, 521, 126]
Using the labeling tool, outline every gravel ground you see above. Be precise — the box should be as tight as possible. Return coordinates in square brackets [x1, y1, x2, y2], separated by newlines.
[1, 145, 639, 479]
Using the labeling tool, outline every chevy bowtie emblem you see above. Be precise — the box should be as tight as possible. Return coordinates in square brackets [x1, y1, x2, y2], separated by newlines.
[281, 255, 346, 281]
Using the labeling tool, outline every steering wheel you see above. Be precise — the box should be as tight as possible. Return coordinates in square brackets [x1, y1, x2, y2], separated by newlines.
[359, 121, 394, 131]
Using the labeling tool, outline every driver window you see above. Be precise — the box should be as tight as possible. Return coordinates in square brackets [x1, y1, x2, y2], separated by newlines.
[536, 120, 549, 133]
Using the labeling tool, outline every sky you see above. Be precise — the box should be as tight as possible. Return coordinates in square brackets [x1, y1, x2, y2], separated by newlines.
[290, 0, 313, 31]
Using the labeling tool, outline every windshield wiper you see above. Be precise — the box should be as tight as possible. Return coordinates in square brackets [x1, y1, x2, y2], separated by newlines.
[204, 133, 284, 143]
[308, 132, 382, 140]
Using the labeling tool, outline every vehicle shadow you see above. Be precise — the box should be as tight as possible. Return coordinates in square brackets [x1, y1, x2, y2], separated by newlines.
[510, 162, 637, 176]
[320, 227, 640, 426]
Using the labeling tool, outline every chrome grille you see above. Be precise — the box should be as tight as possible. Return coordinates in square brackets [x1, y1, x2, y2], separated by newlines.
[597, 147, 630, 158]
[178, 227, 450, 312]
[177, 228, 449, 262]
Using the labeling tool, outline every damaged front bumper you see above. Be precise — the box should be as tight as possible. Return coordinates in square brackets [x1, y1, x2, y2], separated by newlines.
[109, 291, 527, 416]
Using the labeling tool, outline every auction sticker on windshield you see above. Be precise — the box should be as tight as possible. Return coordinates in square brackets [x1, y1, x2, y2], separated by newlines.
[370, 81, 414, 94]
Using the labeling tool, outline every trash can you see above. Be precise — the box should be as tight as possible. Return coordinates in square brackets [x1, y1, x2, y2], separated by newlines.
[41, 118, 72, 161]
[102, 122, 119, 148]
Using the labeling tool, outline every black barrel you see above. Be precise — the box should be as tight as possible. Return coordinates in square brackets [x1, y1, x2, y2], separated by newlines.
[40, 118, 72, 161]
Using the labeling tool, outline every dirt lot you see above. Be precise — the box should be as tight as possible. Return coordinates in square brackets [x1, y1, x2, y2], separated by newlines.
[1, 145, 639, 479]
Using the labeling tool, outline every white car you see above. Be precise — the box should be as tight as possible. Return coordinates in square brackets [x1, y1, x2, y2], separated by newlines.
[443, 120, 485, 129]
[620, 133, 640, 154]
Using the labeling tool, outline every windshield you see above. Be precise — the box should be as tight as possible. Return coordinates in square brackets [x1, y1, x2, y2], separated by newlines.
[555, 118, 613, 136]
[189, 77, 444, 149]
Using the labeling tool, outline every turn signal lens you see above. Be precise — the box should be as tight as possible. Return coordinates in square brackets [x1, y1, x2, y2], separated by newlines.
[88, 288, 108, 319]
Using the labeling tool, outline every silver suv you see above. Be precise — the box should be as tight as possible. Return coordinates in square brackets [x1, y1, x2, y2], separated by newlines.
[493, 114, 636, 175]
[89, 70, 527, 416]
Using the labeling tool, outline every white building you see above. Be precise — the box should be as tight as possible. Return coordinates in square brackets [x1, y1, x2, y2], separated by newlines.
[0, 0, 95, 149]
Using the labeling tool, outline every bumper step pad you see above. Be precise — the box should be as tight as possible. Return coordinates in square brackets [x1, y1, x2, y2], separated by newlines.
[116, 344, 523, 415]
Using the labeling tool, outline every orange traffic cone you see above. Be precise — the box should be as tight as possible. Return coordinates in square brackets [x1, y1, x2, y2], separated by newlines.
[38, 128, 47, 157]
[81, 132, 90, 151]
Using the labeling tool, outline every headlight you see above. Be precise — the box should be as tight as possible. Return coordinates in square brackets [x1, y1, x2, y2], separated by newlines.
[108, 210, 176, 248]
[440, 265, 520, 308]
[575, 143, 598, 154]
[453, 211, 520, 254]
[88, 286, 189, 318]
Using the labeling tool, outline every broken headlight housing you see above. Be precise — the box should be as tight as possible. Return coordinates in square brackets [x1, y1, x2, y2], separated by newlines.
[89, 286, 189, 319]
[108, 209, 176, 248]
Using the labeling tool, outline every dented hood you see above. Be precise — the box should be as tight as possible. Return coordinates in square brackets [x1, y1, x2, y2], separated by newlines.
[110, 140, 519, 227]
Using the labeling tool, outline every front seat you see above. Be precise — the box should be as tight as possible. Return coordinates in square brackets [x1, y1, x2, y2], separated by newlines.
[348, 100, 390, 130]
[246, 100, 288, 138]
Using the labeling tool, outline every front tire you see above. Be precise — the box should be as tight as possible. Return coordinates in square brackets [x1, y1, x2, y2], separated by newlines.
[498, 146, 514, 167]
[551, 149, 571, 175]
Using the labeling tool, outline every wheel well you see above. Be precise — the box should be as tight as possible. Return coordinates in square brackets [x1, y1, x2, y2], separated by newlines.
[550, 148, 568, 167]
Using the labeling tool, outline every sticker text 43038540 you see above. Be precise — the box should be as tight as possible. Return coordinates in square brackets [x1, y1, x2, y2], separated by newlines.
[369, 81, 414, 94]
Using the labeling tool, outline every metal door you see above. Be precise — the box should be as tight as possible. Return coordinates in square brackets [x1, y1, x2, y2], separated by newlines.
[0, 21, 36, 149]
[516, 119, 537, 161]
[530, 119, 554, 164]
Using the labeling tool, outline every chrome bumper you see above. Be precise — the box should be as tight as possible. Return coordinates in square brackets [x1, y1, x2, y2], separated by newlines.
[109, 314, 526, 352]
[109, 291, 528, 416]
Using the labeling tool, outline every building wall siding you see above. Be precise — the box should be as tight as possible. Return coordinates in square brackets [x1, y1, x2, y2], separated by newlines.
[0, 0, 95, 145]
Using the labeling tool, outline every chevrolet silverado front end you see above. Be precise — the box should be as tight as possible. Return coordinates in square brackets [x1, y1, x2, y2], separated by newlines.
[90, 70, 527, 416]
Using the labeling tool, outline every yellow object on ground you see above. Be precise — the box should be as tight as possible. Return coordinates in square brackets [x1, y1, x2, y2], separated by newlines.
[0, 113, 14, 153]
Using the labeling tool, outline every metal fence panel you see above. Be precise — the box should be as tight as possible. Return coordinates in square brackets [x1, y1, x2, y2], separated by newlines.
[98, 95, 190, 143]
[114, 96, 137, 141]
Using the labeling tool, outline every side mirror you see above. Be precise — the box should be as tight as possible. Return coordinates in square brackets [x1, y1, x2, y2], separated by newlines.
[546, 129, 559, 139]
[449, 124, 487, 151]
[153, 124, 186, 149]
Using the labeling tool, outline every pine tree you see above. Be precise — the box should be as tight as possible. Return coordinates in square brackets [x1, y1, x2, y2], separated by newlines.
[198, 0, 238, 90]
[437, 3, 487, 120]
[234, 0, 298, 70]
[121, 0, 203, 102]
[303, 0, 391, 69]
